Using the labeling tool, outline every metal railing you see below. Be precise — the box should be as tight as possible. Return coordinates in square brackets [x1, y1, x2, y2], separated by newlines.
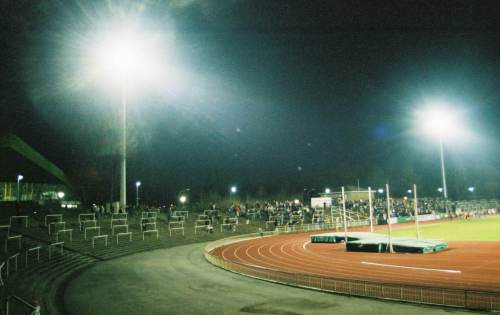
[204, 234, 500, 312]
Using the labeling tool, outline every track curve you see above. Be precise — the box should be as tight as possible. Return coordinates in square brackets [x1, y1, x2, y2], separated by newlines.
[211, 232, 500, 292]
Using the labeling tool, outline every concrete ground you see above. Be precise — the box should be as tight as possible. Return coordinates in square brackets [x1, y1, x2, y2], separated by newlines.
[64, 243, 481, 315]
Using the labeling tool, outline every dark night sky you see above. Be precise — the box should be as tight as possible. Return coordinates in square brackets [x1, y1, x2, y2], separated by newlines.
[1, 0, 500, 203]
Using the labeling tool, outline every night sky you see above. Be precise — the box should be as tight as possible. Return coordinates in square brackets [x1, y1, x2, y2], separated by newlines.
[1, 1, 499, 203]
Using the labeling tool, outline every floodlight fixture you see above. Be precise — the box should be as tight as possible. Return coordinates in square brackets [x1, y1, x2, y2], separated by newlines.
[468, 186, 475, 193]
[17, 174, 24, 181]
[57, 192, 65, 199]
[230, 186, 237, 194]
[407, 189, 412, 194]
[377, 188, 384, 194]
[179, 195, 187, 204]
[437, 187, 444, 193]
[325, 188, 331, 194]
[136, 181, 141, 187]
[294, 199, 300, 205]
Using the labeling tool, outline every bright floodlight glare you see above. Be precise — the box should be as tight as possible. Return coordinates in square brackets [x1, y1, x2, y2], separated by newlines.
[377, 188, 384, 194]
[468, 186, 475, 192]
[179, 195, 187, 204]
[57, 192, 65, 199]
[437, 187, 444, 193]
[325, 188, 331, 194]
[294, 199, 300, 205]
[230, 186, 237, 194]
[87, 24, 166, 85]
[136, 181, 141, 187]
[17, 174, 23, 181]
[407, 189, 412, 194]
[417, 105, 461, 140]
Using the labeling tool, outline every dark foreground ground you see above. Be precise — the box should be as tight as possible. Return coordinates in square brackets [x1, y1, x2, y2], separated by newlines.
[64, 242, 481, 315]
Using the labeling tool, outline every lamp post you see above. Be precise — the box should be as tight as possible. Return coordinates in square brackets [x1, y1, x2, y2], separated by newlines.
[135, 181, 141, 207]
[17, 174, 23, 201]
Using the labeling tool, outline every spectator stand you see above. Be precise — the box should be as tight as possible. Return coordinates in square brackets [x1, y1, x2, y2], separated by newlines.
[78, 213, 96, 230]
[246, 208, 258, 220]
[168, 221, 184, 236]
[10, 216, 28, 228]
[265, 216, 278, 230]
[44, 214, 62, 226]
[312, 208, 325, 224]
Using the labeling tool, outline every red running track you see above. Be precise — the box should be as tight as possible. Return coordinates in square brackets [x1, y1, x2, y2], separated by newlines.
[211, 231, 500, 292]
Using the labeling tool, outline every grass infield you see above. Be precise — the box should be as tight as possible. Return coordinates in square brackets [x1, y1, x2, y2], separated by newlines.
[377, 215, 500, 241]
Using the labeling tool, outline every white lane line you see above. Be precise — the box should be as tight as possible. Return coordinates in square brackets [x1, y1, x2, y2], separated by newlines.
[302, 240, 311, 251]
[361, 261, 462, 274]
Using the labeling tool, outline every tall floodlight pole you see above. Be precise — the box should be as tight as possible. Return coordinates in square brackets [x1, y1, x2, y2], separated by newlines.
[413, 183, 420, 239]
[135, 181, 141, 207]
[120, 83, 127, 212]
[385, 184, 394, 253]
[341, 186, 348, 245]
[439, 139, 448, 200]
[17, 174, 24, 201]
[368, 186, 374, 232]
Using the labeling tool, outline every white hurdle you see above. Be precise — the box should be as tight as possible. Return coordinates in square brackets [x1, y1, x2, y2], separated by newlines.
[78, 213, 96, 230]
[0, 225, 11, 237]
[116, 232, 132, 245]
[49, 221, 66, 235]
[140, 222, 156, 232]
[142, 229, 159, 240]
[173, 210, 189, 218]
[168, 221, 184, 236]
[112, 224, 128, 235]
[4, 235, 22, 253]
[141, 211, 157, 219]
[25, 246, 41, 267]
[6, 253, 19, 278]
[0, 262, 4, 286]
[92, 235, 108, 248]
[10, 216, 28, 228]
[194, 220, 210, 234]
[84, 226, 101, 240]
[56, 229, 73, 242]
[49, 242, 64, 259]
[45, 214, 62, 226]
[110, 218, 127, 228]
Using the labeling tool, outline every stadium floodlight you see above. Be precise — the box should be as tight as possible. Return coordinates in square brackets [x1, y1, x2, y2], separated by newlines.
[179, 195, 187, 204]
[407, 189, 412, 194]
[57, 192, 65, 199]
[17, 174, 23, 201]
[437, 187, 444, 193]
[325, 188, 331, 194]
[377, 188, 384, 194]
[85, 20, 167, 212]
[230, 186, 237, 194]
[416, 104, 464, 201]
[135, 181, 141, 207]
[468, 186, 475, 193]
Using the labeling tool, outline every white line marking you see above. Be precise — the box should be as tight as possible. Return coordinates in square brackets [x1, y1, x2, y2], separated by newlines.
[361, 261, 462, 274]
[302, 240, 311, 251]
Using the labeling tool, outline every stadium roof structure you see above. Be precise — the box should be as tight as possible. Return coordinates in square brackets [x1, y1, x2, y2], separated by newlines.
[0, 132, 72, 189]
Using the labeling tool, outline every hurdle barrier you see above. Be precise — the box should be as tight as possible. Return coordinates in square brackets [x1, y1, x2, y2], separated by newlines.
[112, 213, 128, 220]
[0, 261, 4, 286]
[92, 235, 108, 248]
[173, 210, 189, 218]
[265, 220, 277, 229]
[45, 214, 62, 226]
[0, 225, 11, 237]
[6, 253, 19, 278]
[140, 222, 156, 232]
[111, 218, 127, 228]
[112, 224, 129, 235]
[170, 215, 185, 222]
[194, 220, 211, 234]
[4, 235, 22, 253]
[49, 242, 64, 259]
[142, 229, 159, 240]
[81, 220, 97, 231]
[49, 221, 66, 235]
[78, 213, 96, 230]
[203, 209, 217, 216]
[197, 214, 210, 221]
[25, 246, 41, 267]
[116, 232, 133, 245]
[9, 216, 28, 228]
[56, 229, 73, 242]
[141, 211, 158, 219]
[84, 226, 101, 240]
[168, 221, 184, 236]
